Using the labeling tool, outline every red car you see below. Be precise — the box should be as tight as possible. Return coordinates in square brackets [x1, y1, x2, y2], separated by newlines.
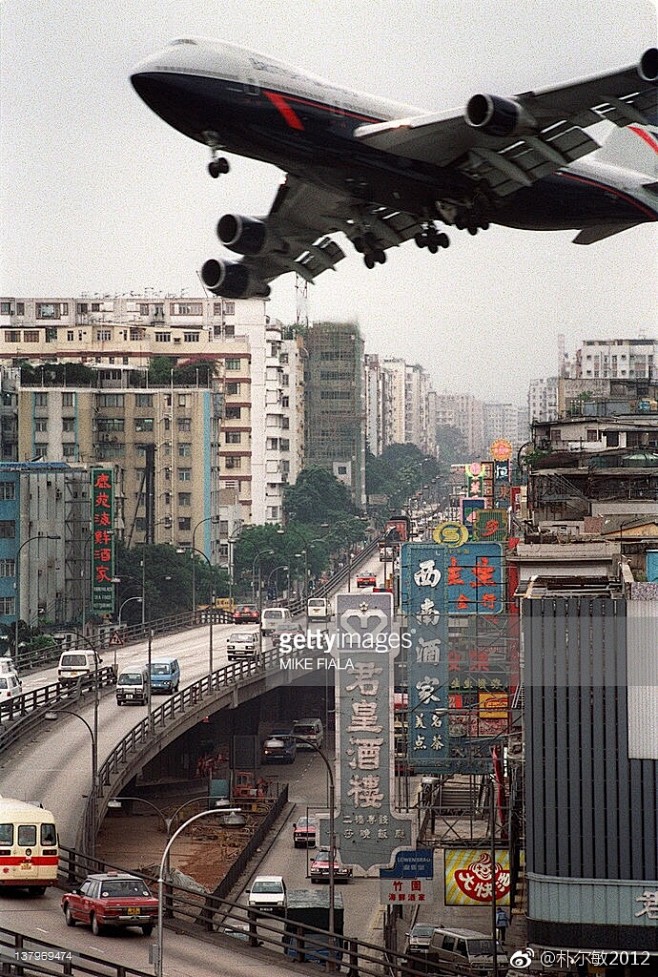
[293, 816, 318, 848]
[233, 604, 260, 624]
[61, 872, 158, 936]
[356, 573, 377, 588]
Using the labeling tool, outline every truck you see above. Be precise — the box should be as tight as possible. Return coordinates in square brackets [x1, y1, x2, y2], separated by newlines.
[379, 514, 411, 562]
[281, 889, 345, 965]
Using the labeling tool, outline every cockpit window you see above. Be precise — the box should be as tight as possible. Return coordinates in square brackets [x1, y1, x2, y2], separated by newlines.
[171, 38, 198, 45]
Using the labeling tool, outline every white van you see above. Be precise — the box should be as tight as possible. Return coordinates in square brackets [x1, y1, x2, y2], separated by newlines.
[57, 650, 103, 686]
[261, 607, 291, 636]
[307, 597, 331, 621]
[428, 926, 508, 975]
[115, 664, 150, 706]
[292, 718, 324, 751]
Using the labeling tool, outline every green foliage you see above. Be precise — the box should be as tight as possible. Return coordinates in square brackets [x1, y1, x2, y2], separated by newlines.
[283, 467, 355, 524]
[146, 356, 218, 386]
[435, 425, 470, 466]
[365, 444, 443, 510]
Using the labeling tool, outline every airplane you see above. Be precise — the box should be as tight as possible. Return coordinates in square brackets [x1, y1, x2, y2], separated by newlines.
[131, 39, 658, 299]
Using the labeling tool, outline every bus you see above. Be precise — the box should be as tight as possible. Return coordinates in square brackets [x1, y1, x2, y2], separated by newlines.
[0, 798, 58, 895]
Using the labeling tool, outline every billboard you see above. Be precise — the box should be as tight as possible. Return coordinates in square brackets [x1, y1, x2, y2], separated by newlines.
[444, 848, 511, 906]
[91, 468, 115, 614]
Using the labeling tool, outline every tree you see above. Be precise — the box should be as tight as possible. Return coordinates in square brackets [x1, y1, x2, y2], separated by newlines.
[435, 425, 470, 466]
[283, 467, 355, 524]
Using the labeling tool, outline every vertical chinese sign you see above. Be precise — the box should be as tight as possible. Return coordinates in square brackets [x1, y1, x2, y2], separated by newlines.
[333, 594, 413, 871]
[91, 468, 115, 615]
[400, 543, 449, 771]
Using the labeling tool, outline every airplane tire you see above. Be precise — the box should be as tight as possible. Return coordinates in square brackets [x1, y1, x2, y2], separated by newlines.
[375, 250, 386, 264]
[428, 243, 438, 254]
[414, 232, 426, 248]
[439, 234, 450, 248]
[364, 254, 375, 269]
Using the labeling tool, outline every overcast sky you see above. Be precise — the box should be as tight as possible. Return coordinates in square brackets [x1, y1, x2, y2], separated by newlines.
[1, 0, 656, 404]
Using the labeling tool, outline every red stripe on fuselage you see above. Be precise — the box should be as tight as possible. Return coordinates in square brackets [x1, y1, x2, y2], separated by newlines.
[263, 91, 305, 130]
[628, 124, 658, 155]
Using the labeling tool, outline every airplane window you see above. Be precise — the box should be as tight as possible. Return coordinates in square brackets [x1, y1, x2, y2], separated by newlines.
[171, 38, 197, 46]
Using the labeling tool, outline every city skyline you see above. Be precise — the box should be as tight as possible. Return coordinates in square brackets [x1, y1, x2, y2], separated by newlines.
[2, 0, 656, 403]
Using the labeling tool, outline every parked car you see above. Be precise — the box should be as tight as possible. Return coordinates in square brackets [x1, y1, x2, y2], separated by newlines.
[247, 875, 287, 912]
[310, 847, 353, 883]
[61, 872, 158, 936]
[292, 816, 318, 848]
[429, 926, 509, 975]
[406, 922, 438, 953]
[262, 729, 297, 764]
[356, 573, 377, 588]
[227, 632, 257, 660]
[233, 604, 260, 624]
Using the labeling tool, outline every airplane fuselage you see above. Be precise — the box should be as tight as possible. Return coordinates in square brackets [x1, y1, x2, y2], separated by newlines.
[132, 38, 657, 234]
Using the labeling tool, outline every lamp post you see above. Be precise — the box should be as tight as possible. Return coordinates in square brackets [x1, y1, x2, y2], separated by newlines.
[118, 595, 143, 624]
[155, 807, 241, 977]
[252, 549, 274, 660]
[179, 545, 217, 676]
[45, 708, 98, 859]
[14, 533, 60, 658]
[191, 516, 219, 614]
[266, 564, 288, 601]
[298, 741, 336, 936]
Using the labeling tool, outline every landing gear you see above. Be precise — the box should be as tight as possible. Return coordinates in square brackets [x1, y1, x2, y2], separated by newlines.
[415, 225, 450, 252]
[208, 156, 230, 178]
[363, 250, 386, 269]
[352, 234, 387, 268]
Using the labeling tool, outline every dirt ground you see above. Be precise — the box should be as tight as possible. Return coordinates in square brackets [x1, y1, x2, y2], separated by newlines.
[96, 807, 257, 891]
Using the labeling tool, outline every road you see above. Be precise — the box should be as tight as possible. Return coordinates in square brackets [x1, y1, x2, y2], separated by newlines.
[0, 549, 392, 974]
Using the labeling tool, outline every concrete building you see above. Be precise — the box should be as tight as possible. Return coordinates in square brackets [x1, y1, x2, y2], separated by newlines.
[575, 337, 658, 382]
[0, 293, 304, 530]
[482, 401, 529, 456]
[528, 376, 559, 423]
[435, 392, 486, 457]
[305, 320, 366, 506]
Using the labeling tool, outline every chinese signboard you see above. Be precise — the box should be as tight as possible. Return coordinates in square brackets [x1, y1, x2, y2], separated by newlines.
[91, 467, 115, 614]
[444, 848, 510, 906]
[332, 594, 413, 871]
[400, 544, 449, 771]
[446, 542, 504, 615]
[473, 509, 507, 542]
[379, 848, 434, 905]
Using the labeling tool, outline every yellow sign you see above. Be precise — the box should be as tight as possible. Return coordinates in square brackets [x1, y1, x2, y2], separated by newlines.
[432, 522, 468, 548]
[213, 597, 235, 612]
[479, 691, 509, 720]
[490, 438, 513, 461]
[444, 849, 510, 906]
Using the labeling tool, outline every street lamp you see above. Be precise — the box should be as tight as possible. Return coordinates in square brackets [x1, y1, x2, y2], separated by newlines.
[45, 708, 98, 859]
[298, 741, 336, 935]
[177, 545, 217, 676]
[191, 516, 219, 614]
[155, 807, 241, 977]
[251, 549, 274, 660]
[266, 564, 288, 600]
[14, 533, 60, 658]
[118, 595, 143, 625]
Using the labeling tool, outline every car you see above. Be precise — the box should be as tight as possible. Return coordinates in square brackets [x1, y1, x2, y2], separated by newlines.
[310, 847, 353, 883]
[227, 632, 257, 660]
[260, 607, 291, 636]
[0, 673, 22, 702]
[292, 718, 324, 751]
[61, 872, 158, 936]
[271, 620, 305, 649]
[262, 729, 297, 764]
[356, 573, 377, 588]
[406, 923, 438, 953]
[247, 874, 287, 912]
[292, 816, 318, 848]
[233, 604, 260, 624]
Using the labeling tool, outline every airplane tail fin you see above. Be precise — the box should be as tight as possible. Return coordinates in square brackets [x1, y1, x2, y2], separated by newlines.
[594, 122, 658, 177]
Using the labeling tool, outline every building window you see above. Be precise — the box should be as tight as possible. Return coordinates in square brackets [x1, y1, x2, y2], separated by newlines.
[62, 418, 75, 433]
[225, 358, 241, 371]
[225, 406, 241, 420]
[177, 418, 192, 432]
[34, 393, 48, 407]
[178, 394, 187, 407]
[96, 329, 111, 341]
[178, 517, 191, 531]
[226, 382, 240, 395]
[98, 394, 124, 407]
[178, 493, 192, 507]
[225, 432, 241, 444]
[0, 559, 16, 576]
[0, 521, 16, 539]
[225, 456, 242, 470]
[170, 303, 203, 315]
[224, 301, 235, 315]
[36, 302, 67, 319]
[4, 331, 20, 343]
[155, 332, 171, 342]
[23, 330, 39, 343]
[178, 468, 192, 481]
[16, 303, 24, 316]
[135, 418, 154, 432]
[135, 394, 153, 407]
[62, 444, 77, 458]
[62, 392, 75, 407]
[224, 324, 235, 337]
[586, 429, 598, 442]
[0, 597, 15, 615]
[178, 443, 192, 457]
[33, 444, 48, 457]
[0, 482, 15, 501]
[183, 332, 200, 343]
[35, 419, 48, 433]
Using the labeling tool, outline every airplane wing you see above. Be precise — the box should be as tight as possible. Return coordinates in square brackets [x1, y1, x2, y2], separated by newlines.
[355, 50, 658, 197]
[205, 175, 430, 296]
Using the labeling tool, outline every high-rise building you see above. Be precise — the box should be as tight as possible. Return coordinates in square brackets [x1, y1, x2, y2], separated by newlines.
[305, 320, 366, 506]
[528, 376, 559, 423]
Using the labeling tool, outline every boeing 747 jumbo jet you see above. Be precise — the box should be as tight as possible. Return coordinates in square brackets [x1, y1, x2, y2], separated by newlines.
[131, 39, 658, 298]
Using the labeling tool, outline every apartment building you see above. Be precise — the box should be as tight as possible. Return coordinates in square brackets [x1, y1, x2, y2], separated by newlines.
[575, 337, 657, 382]
[528, 376, 559, 423]
[435, 392, 486, 457]
[0, 293, 304, 534]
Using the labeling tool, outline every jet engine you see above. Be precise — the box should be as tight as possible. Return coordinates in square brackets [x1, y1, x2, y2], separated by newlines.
[217, 214, 282, 256]
[465, 94, 537, 137]
[639, 47, 658, 82]
[200, 258, 270, 299]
